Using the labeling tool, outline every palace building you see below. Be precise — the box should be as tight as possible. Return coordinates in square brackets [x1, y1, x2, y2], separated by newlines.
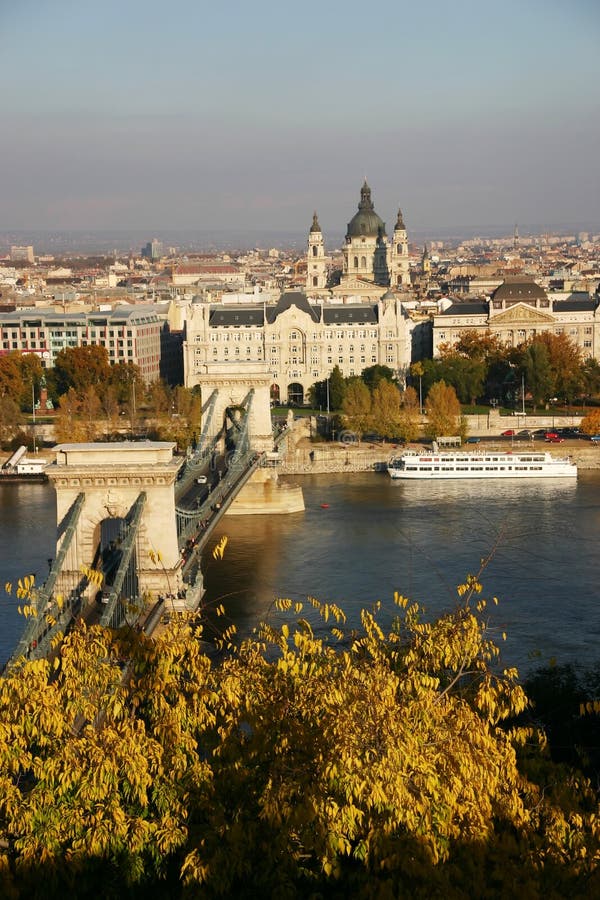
[432, 276, 600, 358]
[183, 289, 414, 406]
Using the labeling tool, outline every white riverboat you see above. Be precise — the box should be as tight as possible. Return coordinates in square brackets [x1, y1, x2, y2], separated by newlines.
[387, 449, 577, 480]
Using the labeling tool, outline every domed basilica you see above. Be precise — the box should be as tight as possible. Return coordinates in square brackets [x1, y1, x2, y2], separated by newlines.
[306, 180, 410, 295]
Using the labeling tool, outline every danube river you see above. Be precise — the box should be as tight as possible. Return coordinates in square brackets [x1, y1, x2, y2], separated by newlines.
[2, 472, 600, 673]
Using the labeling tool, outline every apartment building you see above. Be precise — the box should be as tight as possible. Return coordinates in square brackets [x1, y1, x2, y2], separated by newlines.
[0, 305, 163, 382]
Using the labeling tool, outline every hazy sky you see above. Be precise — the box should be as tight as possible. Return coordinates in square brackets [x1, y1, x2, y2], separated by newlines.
[1, 0, 599, 238]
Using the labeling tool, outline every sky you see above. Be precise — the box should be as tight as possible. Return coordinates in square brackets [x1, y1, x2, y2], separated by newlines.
[1, 0, 599, 242]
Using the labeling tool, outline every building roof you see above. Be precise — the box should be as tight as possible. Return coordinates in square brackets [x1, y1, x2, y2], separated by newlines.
[554, 298, 597, 312]
[209, 307, 265, 327]
[437, 302, 488, 316]
[346, 180, 386, 239]
[266, 291, 320, 324]
[323, 305, 378, 324]
[492, 277, 547, 303]
[309, 212, 321, 233]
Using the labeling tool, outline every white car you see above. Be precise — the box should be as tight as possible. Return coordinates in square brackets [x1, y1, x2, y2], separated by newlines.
[195, 475, 208, 484]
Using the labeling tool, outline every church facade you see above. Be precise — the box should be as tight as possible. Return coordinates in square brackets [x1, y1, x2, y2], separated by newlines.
[306, 180, 411, 294]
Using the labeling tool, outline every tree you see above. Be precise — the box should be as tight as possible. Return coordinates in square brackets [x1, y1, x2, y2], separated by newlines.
[397, 386, 421, 442]
[53, 388, 87, 443]
[328, 365, 346, 411]
[0, 396, 22, 446]
[360, 364, 396, 390]
[522, 342, 553, 409]
[341, 378, 372, 439]
[53, 346, 112, 399]
[529, 333, 584, 402]
[371, 379, 401, 439]
[2, 581, 600, 897]
[424, 380, 464, 439]
[579, 410, 600, 435]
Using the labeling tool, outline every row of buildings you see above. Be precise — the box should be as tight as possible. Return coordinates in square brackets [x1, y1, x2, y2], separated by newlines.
[1, 182, 599, 403]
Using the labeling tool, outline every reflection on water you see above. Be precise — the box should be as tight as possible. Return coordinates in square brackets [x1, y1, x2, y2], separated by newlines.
[0, 483, 56, 666]
[1, 473, 599, 674]
[203, 472, 600, 673]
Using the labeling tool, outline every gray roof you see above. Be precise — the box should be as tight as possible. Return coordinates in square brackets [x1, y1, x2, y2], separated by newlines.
[437, 302, 488, 316]
[492, 278, 547, 303]
[323, 305, 378, 324]
[209, 306, 265, 327]
[346, 180, 386, 239]
[554, 298, 597, 312]
[266, 292, 320, 324]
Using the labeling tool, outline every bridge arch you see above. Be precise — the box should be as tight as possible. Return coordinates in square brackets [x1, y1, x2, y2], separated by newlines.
[47, 442, 183, 602]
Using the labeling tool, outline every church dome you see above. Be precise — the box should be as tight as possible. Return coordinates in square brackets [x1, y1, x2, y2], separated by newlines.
[346, 180, 386, 239]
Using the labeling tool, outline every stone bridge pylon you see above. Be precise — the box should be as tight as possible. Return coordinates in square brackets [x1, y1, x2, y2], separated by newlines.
[47, 442, 184, 602]
[188, 363, 275, 453]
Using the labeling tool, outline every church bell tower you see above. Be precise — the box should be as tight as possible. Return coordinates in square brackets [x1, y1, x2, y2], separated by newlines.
[390, 208, 410, 287]
[306, 212, 327, 291]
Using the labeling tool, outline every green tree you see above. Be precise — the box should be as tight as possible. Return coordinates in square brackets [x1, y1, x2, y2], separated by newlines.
[360, 363, 396, 390]
[522, 342, 553, 408]
[425, 380, 464, 439]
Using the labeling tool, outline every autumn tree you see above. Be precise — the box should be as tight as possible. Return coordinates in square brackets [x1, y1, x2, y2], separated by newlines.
[53, 388, 88, 442]
[579, 410, 600, 435]
[371, 378, 401, 439]
[0, 396, 22, 446]
[528, 333, 584, 402]
[53, 345, 112, 399]
[424, 380, 465, 439]
[2, 579, 600, 897]
[341, 378, 372, 439]
[397, 385, 421, 442]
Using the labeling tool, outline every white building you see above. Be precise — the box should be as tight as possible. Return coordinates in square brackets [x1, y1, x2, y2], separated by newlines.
[432, 277, 600, 359]
[183, 289, 414, 405]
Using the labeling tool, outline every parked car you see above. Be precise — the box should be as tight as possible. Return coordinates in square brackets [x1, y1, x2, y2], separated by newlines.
[590, 435, 600, 442]
[546, 436, 564, 443]
[466, 436, 481, 444]
[517, 429, 533, 438]
[501, 429, 515, 437]
[544, 432, 559, 440]
[195, 475, 208, 484]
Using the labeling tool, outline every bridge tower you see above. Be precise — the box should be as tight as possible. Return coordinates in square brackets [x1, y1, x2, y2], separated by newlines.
[47, 442, 184, 603]
[190, 363, 275, 453]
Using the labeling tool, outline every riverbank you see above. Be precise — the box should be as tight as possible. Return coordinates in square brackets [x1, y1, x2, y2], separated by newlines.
[277, 438, 600, 474]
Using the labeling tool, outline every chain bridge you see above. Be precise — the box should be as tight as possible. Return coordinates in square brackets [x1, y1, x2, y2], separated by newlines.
[5, 375, 303, 670]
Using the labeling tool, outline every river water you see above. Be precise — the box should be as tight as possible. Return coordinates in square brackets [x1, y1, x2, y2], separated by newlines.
[2, 473, 600, 674]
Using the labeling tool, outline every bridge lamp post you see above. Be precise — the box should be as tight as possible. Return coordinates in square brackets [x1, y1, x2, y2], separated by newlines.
[32, 381, 36, 454]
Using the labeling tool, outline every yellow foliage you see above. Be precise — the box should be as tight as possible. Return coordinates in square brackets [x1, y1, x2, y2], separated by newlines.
[0, 579, 598, 897]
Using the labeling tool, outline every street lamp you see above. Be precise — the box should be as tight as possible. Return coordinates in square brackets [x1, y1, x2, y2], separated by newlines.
[31, 381, 36, 454]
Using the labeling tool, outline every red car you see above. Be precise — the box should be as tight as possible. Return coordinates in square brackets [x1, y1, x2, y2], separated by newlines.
[544, 432, 559, 440]
[546, 435, 564, 443]
[501, 429, 515, 437]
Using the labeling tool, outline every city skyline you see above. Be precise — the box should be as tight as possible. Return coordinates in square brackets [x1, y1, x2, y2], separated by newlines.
[1, 0, 599, 236]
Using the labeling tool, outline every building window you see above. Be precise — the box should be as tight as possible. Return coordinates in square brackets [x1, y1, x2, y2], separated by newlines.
[361, 256, 366, 268]
[354, 256, 359, 268]
[312, 245, 317, 257]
